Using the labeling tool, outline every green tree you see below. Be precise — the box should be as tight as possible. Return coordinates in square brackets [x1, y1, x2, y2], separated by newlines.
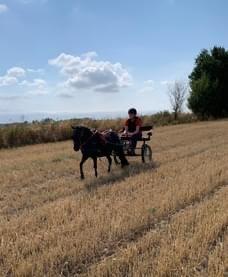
[188, 46, 228, 118]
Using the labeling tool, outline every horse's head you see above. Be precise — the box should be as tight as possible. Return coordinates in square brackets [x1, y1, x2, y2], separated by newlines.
[71, 126, 92, 151]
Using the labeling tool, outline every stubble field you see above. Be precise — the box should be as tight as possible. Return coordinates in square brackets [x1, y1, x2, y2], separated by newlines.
[0, 120, 228, 276]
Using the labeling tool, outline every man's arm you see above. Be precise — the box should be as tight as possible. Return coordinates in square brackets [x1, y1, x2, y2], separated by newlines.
[130, 125, 140, 136]
[124, 125, 129, 134]
[123, 120, 129, 135]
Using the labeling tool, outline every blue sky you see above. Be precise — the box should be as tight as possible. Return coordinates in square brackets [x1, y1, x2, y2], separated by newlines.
[0, 0, 228, 118]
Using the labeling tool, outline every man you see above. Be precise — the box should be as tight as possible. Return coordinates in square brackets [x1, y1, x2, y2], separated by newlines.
[123, 108, 142, 155]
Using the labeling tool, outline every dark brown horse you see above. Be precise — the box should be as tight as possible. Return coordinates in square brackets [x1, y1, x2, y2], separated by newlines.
[72, 126, 129, 179]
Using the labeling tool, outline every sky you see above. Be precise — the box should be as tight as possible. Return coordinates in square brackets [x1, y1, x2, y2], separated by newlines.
[0, 0, 228, 120]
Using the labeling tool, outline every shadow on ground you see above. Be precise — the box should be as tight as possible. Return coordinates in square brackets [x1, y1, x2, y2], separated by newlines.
[84, 160, 159, 191]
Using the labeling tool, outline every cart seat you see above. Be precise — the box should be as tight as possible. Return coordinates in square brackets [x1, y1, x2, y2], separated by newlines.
[140, 125, 153, 132]
[139, 131, 153, 141]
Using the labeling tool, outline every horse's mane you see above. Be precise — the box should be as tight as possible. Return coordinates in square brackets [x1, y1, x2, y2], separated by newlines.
[72, 125, 91, 131]
[72, 126, 93, 138]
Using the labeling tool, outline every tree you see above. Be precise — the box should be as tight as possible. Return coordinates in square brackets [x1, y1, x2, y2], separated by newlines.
[188, 46, 228, 118]
[168, 81, 188, 120]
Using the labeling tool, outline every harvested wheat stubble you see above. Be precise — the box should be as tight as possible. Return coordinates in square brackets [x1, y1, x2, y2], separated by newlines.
[87, 186, 228, 277]
[0, 120, 228, 276]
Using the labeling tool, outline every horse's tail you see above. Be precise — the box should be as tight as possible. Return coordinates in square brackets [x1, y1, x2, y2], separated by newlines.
[119, 150, 129, 167]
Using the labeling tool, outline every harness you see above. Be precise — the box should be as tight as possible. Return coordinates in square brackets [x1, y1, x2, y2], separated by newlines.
[79, 131, 107, 150]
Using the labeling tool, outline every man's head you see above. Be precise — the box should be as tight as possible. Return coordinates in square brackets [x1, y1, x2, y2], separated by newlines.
[128, 108, 137, 119]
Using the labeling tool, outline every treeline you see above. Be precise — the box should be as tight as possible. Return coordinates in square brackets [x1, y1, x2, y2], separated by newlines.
[0, 112, 196, 149]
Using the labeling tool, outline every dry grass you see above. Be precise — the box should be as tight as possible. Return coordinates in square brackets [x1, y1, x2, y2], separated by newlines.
[0, 120, 228, 276]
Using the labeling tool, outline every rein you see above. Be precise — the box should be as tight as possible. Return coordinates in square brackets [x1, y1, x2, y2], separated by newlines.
[76, 129, 122, 150]
[78, 131, 97, 150]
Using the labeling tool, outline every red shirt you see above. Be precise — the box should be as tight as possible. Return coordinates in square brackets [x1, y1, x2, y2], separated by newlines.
[125, 116, 142, 133]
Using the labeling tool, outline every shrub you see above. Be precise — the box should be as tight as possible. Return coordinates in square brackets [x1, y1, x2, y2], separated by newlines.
[0, 112, 197, 149]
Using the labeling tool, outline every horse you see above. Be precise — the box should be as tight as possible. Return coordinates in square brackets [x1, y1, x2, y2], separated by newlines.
[72, 126, 129, 179]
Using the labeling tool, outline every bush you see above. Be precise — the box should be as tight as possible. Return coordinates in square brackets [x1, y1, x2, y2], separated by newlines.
[0, 112, 197, 149]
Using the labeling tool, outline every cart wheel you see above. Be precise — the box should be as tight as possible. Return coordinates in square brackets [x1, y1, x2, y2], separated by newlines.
[141, 144, 152, 163]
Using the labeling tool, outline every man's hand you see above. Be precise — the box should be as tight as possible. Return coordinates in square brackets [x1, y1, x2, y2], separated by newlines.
[122, 130, 133, 137]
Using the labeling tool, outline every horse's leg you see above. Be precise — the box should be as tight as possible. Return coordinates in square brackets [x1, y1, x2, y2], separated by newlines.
[118, 148, 129, 167]
[93, 157, 98, 177]
[80, 155, 88, 179]
[106, 155, 112, 172]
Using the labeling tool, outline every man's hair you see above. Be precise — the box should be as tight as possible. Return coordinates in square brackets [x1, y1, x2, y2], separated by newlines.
[128, 108, 137, 115]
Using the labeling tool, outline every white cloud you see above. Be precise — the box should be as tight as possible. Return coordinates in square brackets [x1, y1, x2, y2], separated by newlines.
[0, 76, 17, 86]
[58, 92, 74, 98]
[27, 68, 44, 74]
[0, 4, 8, 13]
[144, 80, 155, 86]
[20, 78, 48, 95]
[0, 66, 48, 95]
[0, 67, 26, 87]
[0, 95, 22, 101]
[139, 79, 155, 94]
[161, 80, 175, 86]
[7, 67, 26, 78]
[49, 52, 132, 93]
[20, 78, 46, 88]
